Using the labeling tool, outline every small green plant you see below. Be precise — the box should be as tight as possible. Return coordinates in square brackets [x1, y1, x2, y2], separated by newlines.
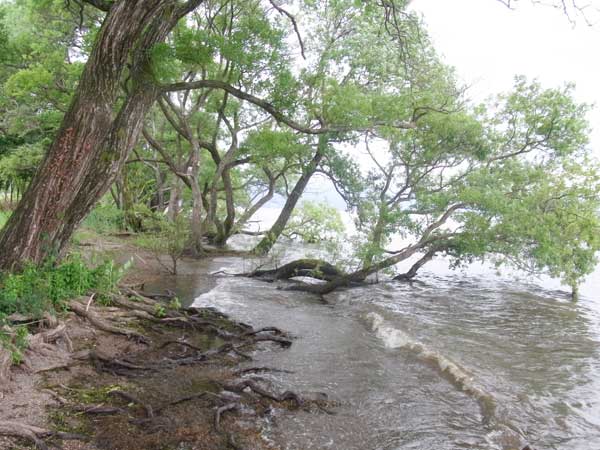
[0, 255, 129, 365]
[0, 254, 128, 321]
[153, 303, 166, 318]
[168, 296, 181, 310]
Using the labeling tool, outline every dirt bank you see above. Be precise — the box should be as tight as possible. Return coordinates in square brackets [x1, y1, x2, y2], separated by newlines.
[0, 233, 329, 450]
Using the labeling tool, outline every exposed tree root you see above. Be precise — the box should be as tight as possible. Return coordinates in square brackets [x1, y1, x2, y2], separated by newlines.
[74, 405, 126, 415]
[1, 285, 318, 450]
[233, 367, 295, 376]
[222, 379, 304, 407]
[69, 299, 149, 344]
[87, 350, 156, 376]
[241, 326, 287, 337]
[215, 403, 240, 431]
[109, 390, 154, 418]
[0, 420, 87, 450]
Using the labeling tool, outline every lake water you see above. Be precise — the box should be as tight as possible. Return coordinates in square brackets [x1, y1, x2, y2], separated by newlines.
[176, 242, 600, 450]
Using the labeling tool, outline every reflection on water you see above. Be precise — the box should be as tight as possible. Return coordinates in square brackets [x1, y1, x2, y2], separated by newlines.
[175, 251, 600, 450]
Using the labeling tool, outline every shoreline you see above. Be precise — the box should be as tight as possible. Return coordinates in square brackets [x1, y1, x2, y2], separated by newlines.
[0, 233, 322, 450]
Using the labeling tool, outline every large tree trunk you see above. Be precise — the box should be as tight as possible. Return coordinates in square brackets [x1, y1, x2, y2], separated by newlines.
[166, 177, 183, 221]
[252, 137, 327, 255]
[0, 0, 196, 270]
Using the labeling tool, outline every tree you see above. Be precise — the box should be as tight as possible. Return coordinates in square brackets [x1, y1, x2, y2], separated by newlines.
[260, 79, 600, 296]
[0, 0, 596, 290]
[0, 0, 207, 270]
[0, 0, 419, 268]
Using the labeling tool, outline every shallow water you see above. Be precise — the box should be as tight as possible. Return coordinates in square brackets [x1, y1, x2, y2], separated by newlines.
[170, 249, 600, 450]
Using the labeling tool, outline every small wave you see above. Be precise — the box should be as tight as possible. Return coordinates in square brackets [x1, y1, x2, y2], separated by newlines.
[192, 280, 247, 309]
[365, 312, 497, 422]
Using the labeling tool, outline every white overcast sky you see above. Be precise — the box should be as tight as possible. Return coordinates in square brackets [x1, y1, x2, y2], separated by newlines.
[411, 0, 600, 152]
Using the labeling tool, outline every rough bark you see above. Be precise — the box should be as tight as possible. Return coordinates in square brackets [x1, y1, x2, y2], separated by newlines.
[247, 258, 343, 281]
[166, 177, 183, 221]
[0, 0, 202, 270]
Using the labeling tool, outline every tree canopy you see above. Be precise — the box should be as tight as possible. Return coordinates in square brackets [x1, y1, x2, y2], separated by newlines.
[0, 0, 597, 294]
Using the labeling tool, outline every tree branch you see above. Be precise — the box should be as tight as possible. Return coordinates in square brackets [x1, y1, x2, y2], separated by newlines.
[161, 80, 417, 134]
[80, 0, 112, 12]
[268, 0, 306, 59]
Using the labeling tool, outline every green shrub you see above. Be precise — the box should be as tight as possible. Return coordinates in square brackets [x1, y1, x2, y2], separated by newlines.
[0, 254, 127, 321]
[0, 255, 129, 366]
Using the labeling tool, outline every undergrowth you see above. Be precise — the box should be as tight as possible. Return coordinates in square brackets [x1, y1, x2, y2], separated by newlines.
[0, 255, 129, 363]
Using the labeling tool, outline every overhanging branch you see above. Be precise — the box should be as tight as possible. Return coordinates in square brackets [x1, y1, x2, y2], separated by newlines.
[161, 80, 417, 135]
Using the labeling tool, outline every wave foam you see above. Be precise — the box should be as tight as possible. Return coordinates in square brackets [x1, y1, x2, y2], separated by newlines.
[365, 312, 497, 422]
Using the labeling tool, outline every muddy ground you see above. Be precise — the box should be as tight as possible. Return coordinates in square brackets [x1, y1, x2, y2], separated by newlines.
[0, 233, 328, 450]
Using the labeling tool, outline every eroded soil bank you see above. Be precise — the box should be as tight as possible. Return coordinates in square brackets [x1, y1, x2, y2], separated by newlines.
[0, 235, 328, 450]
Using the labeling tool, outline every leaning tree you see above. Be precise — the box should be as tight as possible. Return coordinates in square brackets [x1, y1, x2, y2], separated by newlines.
[251, 79, 600, 296]
[0, 0, 419, 269]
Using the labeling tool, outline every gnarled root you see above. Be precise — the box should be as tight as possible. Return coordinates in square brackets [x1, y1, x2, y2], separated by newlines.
[0, 420, 87, 450]
[222, 379, 304, 407]
[69, 299, 149, 344]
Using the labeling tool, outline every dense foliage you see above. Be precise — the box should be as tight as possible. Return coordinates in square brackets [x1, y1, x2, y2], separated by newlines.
[0, 0, 598, 293]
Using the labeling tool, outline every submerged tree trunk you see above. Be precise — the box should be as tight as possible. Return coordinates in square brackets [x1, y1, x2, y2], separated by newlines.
[249, 205, 463, 295]
[0, 0, 199, 271]
[252, 136, 327, 255]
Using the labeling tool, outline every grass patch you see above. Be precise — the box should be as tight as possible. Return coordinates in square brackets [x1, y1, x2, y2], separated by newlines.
[0, 255, 127, 320]
[0, 255, 129, 363]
